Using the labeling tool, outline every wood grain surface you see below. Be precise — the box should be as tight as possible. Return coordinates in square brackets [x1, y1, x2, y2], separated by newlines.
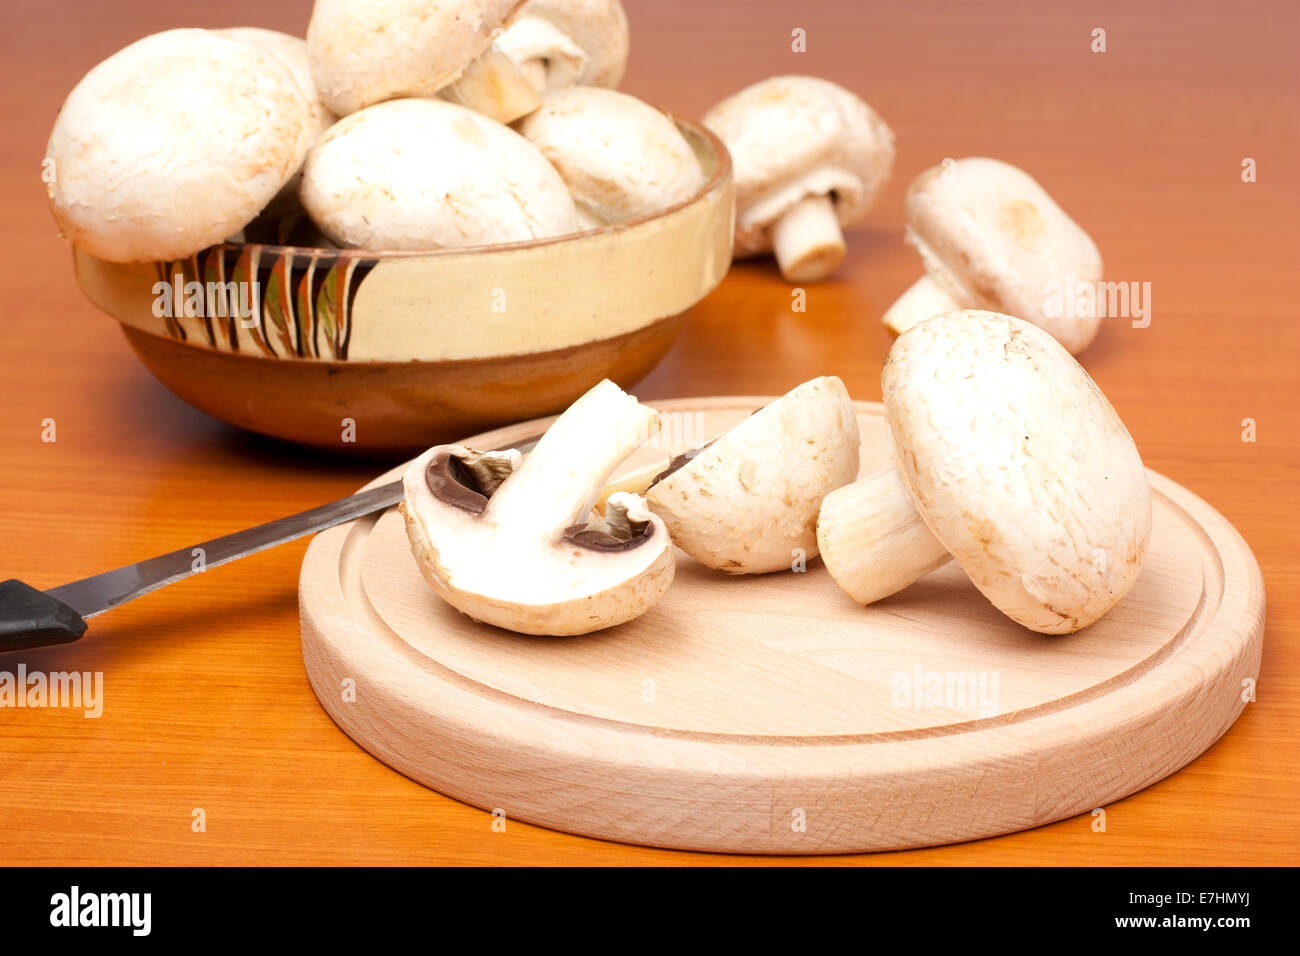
[1, 0, 1296, 865]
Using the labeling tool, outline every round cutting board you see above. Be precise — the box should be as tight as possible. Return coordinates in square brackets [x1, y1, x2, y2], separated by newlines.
[299, 398, 1264, 854]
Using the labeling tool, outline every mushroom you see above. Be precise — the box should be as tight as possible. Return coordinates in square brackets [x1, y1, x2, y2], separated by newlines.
[299, 98, 579, 249]
[217, 27, 339, 220]
[817, 310, 1151, 634]
[218, 28, 336, 143]
[496, 0, 630, 93]
[517, 87, 704, 228]
[702, 76, 895, 282]
[306, 0, 540, 123]
[44, 28, 313, 263]
[882, 157, 1104, 355]
[399, 379, 674, 636]
[643, 376, 860, 574]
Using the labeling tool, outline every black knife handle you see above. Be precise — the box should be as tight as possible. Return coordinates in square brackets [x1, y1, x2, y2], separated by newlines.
[0, 579, 87, 652]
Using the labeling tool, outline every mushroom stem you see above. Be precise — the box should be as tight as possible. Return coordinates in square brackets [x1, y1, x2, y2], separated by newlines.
[439, 47, 541, 124]
[496, 15, 588, 92]
[816, 467, 951, 604]
[771, 195, 847, 282]
[882, 274, 964, 338]
[595, 459, 673, 512]
[519, 58, 549, 92]
[487, 379, 660, 538]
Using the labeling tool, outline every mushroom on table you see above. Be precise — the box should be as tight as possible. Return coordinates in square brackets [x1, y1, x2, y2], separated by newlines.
[44, 28, 314, 263]
[306, 0, 540, 123]
[400, 380, 674, 636]
[817, 310, 1151, 634]
[703, 75, 895, 282]
[517, 87, 704, 229]
[299, 98, 579, 249]
[882, 157, 1105, 355]
[497, 0, 629, 93]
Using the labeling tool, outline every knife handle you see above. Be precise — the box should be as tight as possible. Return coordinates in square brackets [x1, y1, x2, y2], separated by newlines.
[0, 579, 88, 653]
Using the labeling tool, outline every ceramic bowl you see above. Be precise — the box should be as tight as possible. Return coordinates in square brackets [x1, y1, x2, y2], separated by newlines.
[72, 117, 733, 455]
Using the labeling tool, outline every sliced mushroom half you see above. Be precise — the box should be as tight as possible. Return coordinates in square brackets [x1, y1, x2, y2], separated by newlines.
[400, 379, 674, 635]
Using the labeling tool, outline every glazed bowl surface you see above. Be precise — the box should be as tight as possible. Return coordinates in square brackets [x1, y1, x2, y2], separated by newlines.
[73, 117, 734, 455]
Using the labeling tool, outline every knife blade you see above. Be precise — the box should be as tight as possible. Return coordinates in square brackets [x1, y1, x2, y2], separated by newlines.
[0, 434, 541, 653]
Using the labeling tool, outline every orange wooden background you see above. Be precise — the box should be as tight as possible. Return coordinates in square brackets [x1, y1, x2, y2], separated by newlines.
[0, 1, 1296, 864]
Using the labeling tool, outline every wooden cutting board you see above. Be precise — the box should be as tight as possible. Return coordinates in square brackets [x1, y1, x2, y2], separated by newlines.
[299, 398, 1265, 854]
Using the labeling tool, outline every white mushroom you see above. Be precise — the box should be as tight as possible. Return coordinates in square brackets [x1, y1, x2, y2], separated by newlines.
[218, 27, 339, 221]
[400, 379, 674, 635]
[44, 29, 313, 263]
[882, 157, 1105, 355]
[299, 98, 579, 249]
[517, 87, 704, 228]
[703, 76, 895, 282]
[306, 0, 539, 123]
[496, 0, 629, 92]
[817, 310, 1151, 634]
[644, 376, 860, 574]
[218, 28, 336, 143]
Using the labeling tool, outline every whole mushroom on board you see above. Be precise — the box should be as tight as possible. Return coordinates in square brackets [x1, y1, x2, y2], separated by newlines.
[703, 75, 895, 282]
[299, 98, 579, 249]
[400, 379, 674, 636]
[637, 377, 860, 574]
[817, 310, 1151, 634]
[517, 87, 704, 228]
[44, 28, 314, 263]
[306, 0, 540, 122]
[496, 0, 630, 92]
[882, 157, 1104, 355]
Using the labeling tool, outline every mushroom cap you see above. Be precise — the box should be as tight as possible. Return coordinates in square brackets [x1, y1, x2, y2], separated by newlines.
[44, 28, 313, 263]
[299, 98, 579, 249]
[884, 310, 1151, 633]
[904, 157, 1104, 354]
[306, 0, 525, 116]
[517, 87, 704, 223]
[218, 28, 337, 143]
[646, 376, 860, 573]
[497, 0, 630, 89]
[702, 75, 895, 258]
[401, 445, 675, 636]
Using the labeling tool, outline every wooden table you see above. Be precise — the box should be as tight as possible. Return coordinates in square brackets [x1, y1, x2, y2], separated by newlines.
[1, 0, 1295, 865]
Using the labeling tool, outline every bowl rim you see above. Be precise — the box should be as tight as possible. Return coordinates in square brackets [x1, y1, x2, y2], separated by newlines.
[191, 113, 733, 263]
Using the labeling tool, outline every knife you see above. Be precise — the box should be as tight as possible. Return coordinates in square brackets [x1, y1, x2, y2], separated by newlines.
[0, 434, 541, 653]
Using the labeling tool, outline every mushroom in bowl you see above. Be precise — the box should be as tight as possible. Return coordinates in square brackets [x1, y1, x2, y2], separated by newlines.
[53, 24, 733, 453]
